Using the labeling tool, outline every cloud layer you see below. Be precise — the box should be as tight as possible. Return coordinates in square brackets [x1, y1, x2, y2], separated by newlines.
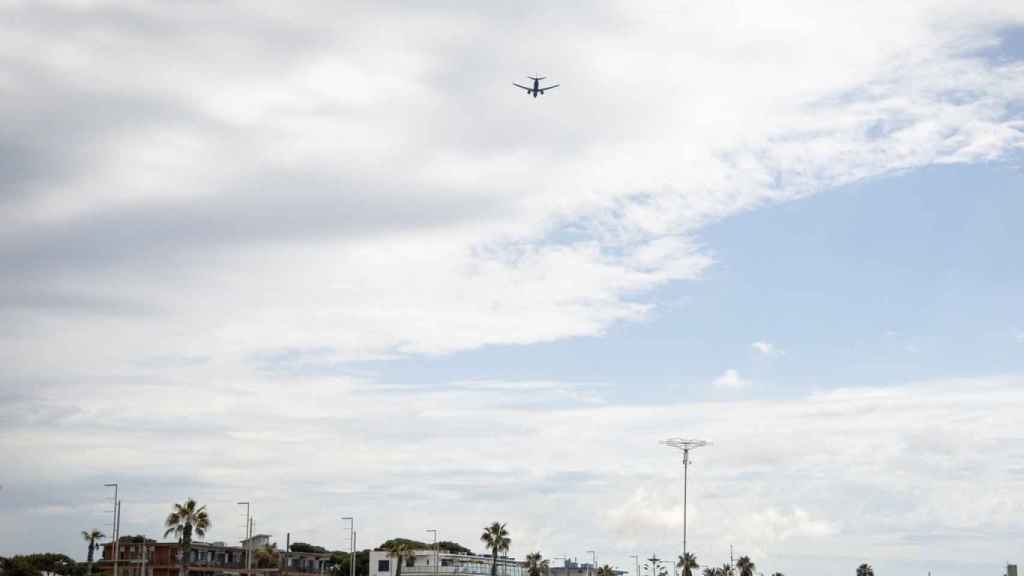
[2, 2, 1024, 575]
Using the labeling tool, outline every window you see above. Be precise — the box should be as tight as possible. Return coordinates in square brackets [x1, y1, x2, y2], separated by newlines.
[406, 557, 415, 568]
[379, 560, 391, 573]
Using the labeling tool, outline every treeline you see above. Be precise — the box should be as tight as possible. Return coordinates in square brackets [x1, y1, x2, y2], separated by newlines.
[0, 554, 87, 576]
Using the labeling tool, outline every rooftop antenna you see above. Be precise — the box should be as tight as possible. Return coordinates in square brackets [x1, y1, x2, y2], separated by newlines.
[660, 438, 710, 565]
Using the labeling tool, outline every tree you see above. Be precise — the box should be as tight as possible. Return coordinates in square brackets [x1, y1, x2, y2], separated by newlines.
[676, 554, 698, 576]
[437, 542, 472, 555]
[291, 543, 328, 554]
[382, 541, 415, 576]
[81, 530, 105, 576]
[597, 566, 616, 576]
[735, 557, 754, 576]
[254, 544, 278, 569]
[479, 522, 510, 576]
[163, 499, 211, 576]
[856, 564, 874, 576]
[526, 553, 547, 576]
[770, 573, 785, 576]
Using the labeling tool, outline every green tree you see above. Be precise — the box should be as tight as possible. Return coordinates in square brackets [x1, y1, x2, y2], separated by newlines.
[479, 522, 510, 576]
[770, 573, 784, 576]
[676, 553, 698, 576]
[735, 557, 754, 576]
[254, 543, 278, 569]
[80, 530, 105, 576]
[525, 553, 547, 576]
[163, 499, 211, 576]
[856, 564, 874, 576]
[382, 541, 415, 576]
[437, 542, 472, 555]
[596, 565, 616, 576]
[291, 543, 328, 554]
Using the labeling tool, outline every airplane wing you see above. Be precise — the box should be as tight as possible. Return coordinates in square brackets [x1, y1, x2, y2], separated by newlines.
[540, 84, 559, 92]
[513, 83, 532, 91]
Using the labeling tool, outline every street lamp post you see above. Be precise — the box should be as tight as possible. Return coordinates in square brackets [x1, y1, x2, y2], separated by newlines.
[104, 483, 119, 576]
[645, 556, 661, 576]
[586, 552, 596, 576]
[630, 556, 638, 576]
[425, 530, 438, 576]
[660, 438, 709, 565]
[238, 503, 251, 574]
[342, 518, 355, 576]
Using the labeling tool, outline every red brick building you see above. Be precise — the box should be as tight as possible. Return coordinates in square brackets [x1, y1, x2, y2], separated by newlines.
[97, 537, 331, 576]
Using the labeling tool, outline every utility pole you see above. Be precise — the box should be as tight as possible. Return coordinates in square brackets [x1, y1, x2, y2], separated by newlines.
[630, 556, 638, 576]
[587, 552, 596, 576]
[660, 438, 710, 565]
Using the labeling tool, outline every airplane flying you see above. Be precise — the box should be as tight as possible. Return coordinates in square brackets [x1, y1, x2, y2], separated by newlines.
[514, 75, 559, 98]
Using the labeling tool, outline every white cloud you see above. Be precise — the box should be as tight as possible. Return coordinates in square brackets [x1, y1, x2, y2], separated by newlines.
[712, 368, 750, 389]
[1, 4, 1024, 575]
[3, 371, 1024, 576]
[1, 1, 1023, 369]
[751, 341, 782, 356]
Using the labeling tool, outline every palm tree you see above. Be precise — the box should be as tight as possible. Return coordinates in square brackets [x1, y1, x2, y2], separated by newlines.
[81, 529, 105, 576]
[597, 566, 616, 576]
[479, 522, 510, 576]
[382, 541, 415, 576]
[770, 573, 784, 576]
[719, 564, 734, 576]
[163, 499, 211, 576]
[855, 564, 874, 576]
[526, 553, 547, 576]
[255, 543, 278, 569]
[676, 553, 698, 576]
[700, 569, 716, 576]
[735, 557, 754, 576]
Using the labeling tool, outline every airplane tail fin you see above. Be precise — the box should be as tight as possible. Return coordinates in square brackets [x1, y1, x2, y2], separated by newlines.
[527, 75, 546, 81]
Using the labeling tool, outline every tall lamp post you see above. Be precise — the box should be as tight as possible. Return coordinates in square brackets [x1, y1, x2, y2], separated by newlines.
[238, 502, 251, 575]
[425, 530, 438, 576]
[342, 517, 355, 576]
[586, 552, 596, 576]
[104, 483, 120, 576]
[660, 438, 709, 565]
[644, 556, 661, 576]
[630, 556, 638, 576]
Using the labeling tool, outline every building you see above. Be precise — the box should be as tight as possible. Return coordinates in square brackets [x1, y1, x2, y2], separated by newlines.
[369, 549, 524, 576]
[97, 537, 332, 576]
[1007, 564, 1017, 576]
[548, 561, 625, 576]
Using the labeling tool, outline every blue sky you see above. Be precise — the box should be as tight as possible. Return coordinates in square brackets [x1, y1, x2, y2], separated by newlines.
[2, 4, 1024, 576]
[359, 161, 1024, 401]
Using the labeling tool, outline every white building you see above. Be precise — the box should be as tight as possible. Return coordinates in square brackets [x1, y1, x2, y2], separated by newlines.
[369, 549, 524, 576]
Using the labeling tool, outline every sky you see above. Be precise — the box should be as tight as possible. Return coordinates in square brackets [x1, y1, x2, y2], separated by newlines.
[1, 1, 1023, 575]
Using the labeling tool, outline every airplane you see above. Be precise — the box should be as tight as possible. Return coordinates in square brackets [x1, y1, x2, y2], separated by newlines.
[514, 75, 559, 98]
